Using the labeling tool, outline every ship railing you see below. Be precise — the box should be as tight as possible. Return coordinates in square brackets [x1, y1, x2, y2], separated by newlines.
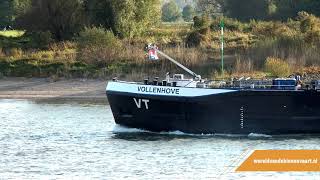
[112, 78, 320, 91]
[223, 85, 297, 90]
[207, 79, 298, 90]
[112, 79, 145, 85]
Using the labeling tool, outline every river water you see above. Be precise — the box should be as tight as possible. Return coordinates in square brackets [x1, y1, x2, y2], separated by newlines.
[0, 99, 319, 179]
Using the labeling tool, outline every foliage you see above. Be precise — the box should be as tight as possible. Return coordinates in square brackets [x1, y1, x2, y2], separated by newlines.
[193, 15, 211, 29]
[0, 30, 24, 37]
[196, 0, 221, 16]
[162, 1, 181, 22]
[251, 21, 298, 39]
[267, 1, 277, 16]
[186, 28, 211, 47]
[222, 0, 269, 21]
[186, 14, 212, 47]
[298, 11, 320, 33]
[113, 0, 161, 38]
[6, 47, 23, 58]
[3, 0, 320, 79]
[304, 29, 320, 47]
[85, 0, 161, 38]
[77, 27, 120, 48]
[146, 22, 191, 45]
[0, 0, 13, 27]
[271, 0, 320, 20]
[211, 17, 246, 31]
[77, 27, 122, 67]
[182, 5, 195, 22]
[131, 0, 161, 35]
[16, 0, 86, 40]
[30, 31, 53, 48]
[12, 0, 32, 18]
[220, 0, 320, 21]
[0, 0, 33, 27]
[83, 0, 114, 29]
[233, 56, 253, 73]
[265, 57, 291, 77]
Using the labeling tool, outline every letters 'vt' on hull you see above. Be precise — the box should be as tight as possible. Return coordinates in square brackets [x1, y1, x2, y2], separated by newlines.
[106, 81, 320, 135]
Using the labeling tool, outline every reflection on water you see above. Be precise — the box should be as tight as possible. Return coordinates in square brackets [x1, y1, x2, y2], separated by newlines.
[0, 99, 320, 179]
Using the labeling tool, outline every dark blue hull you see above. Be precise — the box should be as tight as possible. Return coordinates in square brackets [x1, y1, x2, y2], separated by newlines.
[106, 82, 320, 134]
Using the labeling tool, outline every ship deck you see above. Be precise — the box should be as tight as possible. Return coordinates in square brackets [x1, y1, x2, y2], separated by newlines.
[111, 79, 320, 92]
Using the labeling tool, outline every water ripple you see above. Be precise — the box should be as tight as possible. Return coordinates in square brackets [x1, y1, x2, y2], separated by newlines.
[0, 99, 319, 179]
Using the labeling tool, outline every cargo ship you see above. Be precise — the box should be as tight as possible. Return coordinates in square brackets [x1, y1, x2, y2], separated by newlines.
[106, 45, 320, 135]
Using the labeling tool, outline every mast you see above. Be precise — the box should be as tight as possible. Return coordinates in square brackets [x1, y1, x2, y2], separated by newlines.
[149, 45, 201, 80]
[220, 20, 224, 78]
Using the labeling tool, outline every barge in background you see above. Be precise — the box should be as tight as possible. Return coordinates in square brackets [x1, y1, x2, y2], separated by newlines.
[106, 45, 320, 135]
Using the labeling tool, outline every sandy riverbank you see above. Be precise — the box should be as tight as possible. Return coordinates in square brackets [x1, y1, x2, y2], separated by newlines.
[0, 77, 108, 103]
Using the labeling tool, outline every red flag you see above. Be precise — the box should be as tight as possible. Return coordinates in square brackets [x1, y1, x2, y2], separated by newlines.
[148, 48, 159, 60]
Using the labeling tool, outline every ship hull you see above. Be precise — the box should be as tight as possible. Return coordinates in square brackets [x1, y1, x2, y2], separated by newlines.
[106, 82, 320, 135]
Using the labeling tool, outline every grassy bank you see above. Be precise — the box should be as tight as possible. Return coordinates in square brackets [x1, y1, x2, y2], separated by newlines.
[0, 30, 25, 37]
[1, 13, 320, 80]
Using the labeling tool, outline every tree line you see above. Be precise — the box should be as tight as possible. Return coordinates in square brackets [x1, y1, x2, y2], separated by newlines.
[1, 0, 320, 41]
[162, 0, 320, 22]
[1, 0, 161, 40]
[198, 0, 320, 21]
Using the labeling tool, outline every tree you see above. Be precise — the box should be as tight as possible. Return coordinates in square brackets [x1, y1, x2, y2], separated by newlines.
[77, 27, 122, 67]
[0, 0, 32, 28]
[273, 0, 320, 20]
[112, 0, 161, 38]
[196, 0, 222, 16]
[222, 0, 269, 21]
[111, 0, 136, 38]
[83, 0, 114, 30]
[162, 1, 181, 22]
[12, 0, 32, 18]
[84, 0, 161, 38]
[0, 0, 14, 27]
[193, 15, 211, 29]
[267, 1, 277, 16]
[220, 0, 320, 21]
[16, 0, 86, 40]
[182, 5, 195, 22]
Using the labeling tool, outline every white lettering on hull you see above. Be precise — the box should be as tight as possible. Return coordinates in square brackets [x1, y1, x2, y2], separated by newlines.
[107, 82, 238, 97]
[137, 86, 180, 95]
[142, 99, 149, 109]
[133, 98, 149, 109]
[133, 98, 141, 108]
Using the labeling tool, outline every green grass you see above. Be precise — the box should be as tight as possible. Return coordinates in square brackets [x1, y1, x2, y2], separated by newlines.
[0, 30, 25, 38]
[1, 16, 320, 79]
[160, 22, 193, 28]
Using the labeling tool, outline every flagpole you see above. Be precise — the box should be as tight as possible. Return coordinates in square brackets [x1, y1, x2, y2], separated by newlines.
[220, 19, 224, 78]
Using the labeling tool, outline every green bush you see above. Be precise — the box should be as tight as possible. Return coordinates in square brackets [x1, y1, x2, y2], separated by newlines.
[7, 48, 23, 58]
[298, 12, 320, 45]
[39, 62, 65, 77]
[211, 17, 246, 31]
[186, 28, 210, 47]
[0, 61, 10, 75]
[9, 59, 40, 77]
[304, 29, 320, 45]
[265, 57, 291, 77]
[29, 31, 53, 48]
[77, 27, 122, 67]
[298, 11, 320, 33]
[77, 27, 121, 48]
[193, 15, 211, 29]
[0, 47, 3, 57]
